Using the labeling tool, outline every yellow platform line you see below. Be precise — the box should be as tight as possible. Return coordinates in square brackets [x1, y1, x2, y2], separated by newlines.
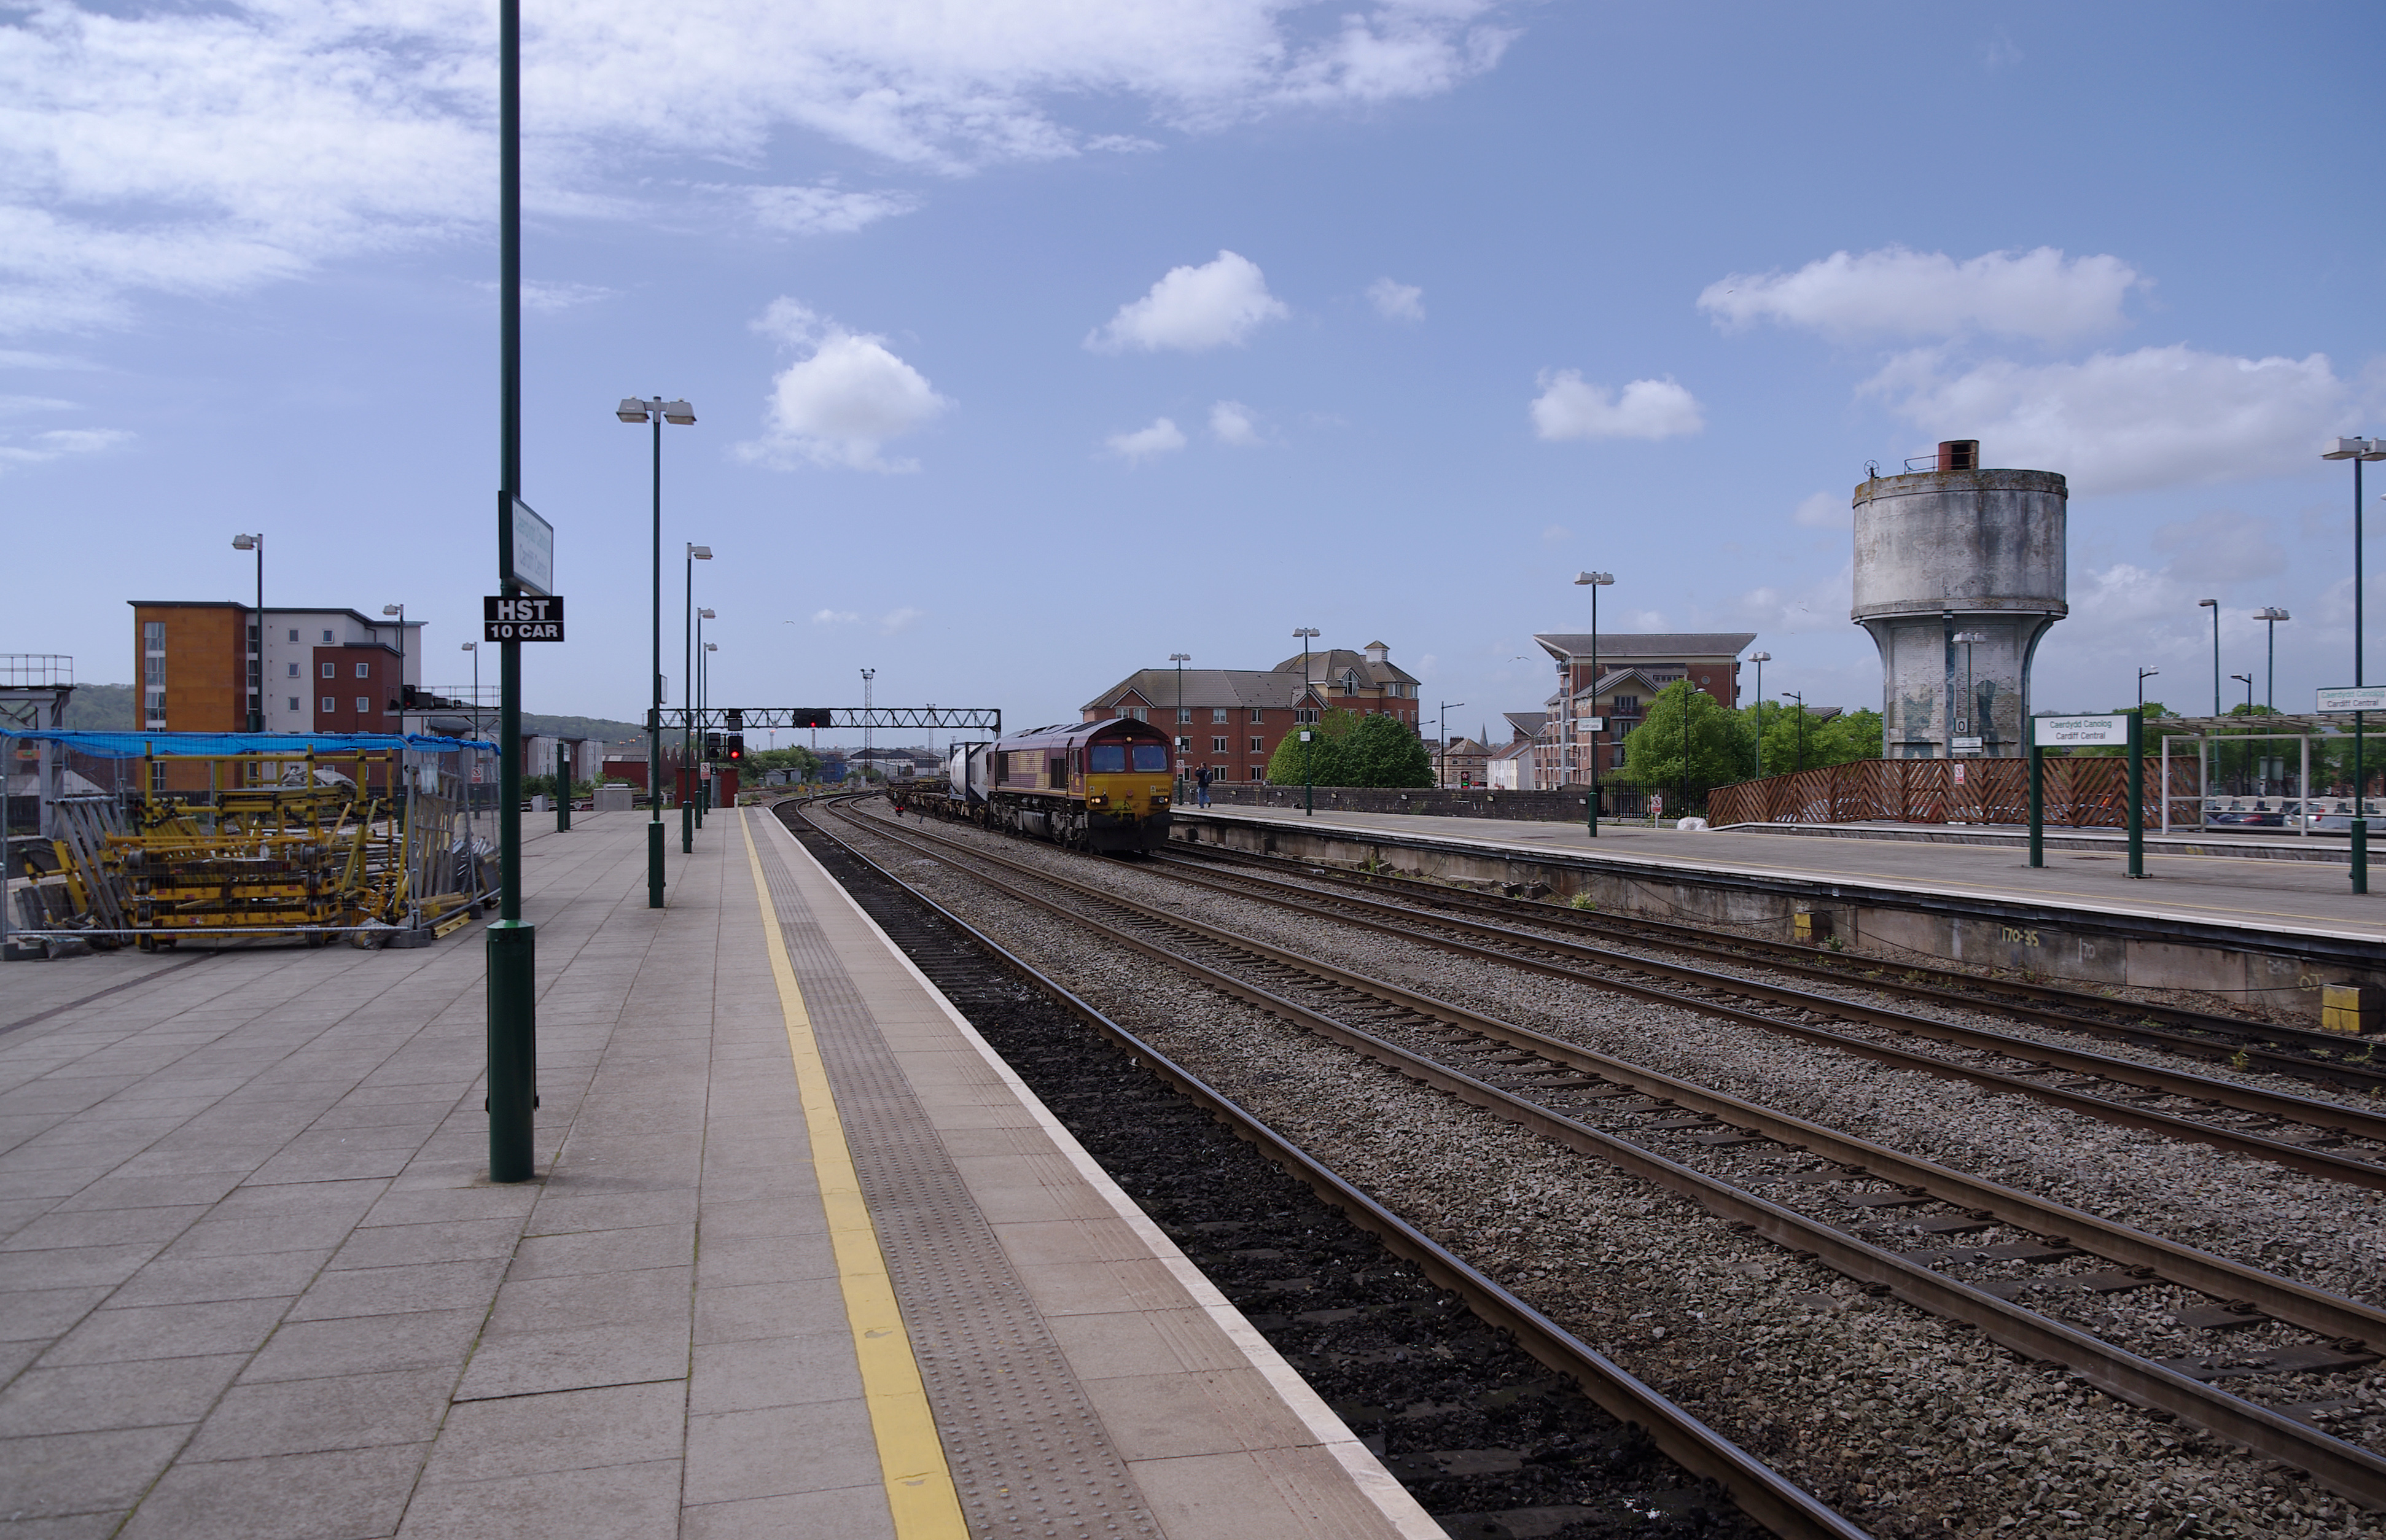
[738, 811, 966, 1539]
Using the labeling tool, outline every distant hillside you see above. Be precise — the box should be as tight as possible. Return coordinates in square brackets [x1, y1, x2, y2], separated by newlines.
[48, 684, 643, 749]
[61, 683, 135, 729]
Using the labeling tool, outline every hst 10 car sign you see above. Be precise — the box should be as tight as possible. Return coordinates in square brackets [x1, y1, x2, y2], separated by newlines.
[483, 595, 565, 642]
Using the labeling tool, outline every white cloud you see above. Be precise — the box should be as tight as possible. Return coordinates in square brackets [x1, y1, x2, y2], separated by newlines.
[812, 609, 860, 624]
[879, 606, 926, 634]
[1793, 491, 1847, 529]
[741, 300, 951, 472]
[1529, 371, 1704, 442]
[724, 183, 920, 236]
[1087, 251, 1287, 353]
[1105, 418, 1187, 461]
[1860, 344, 2350, 496]
[1699, 246, 2142, 345]
[0, 425, 133, 471]
[1209, 400, 1261, 446]
[0, 3, 1514, 335]
[1366, 277, 1424, 321]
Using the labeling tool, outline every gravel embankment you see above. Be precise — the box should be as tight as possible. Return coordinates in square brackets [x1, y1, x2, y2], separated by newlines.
[824, 801, 2386, 1538]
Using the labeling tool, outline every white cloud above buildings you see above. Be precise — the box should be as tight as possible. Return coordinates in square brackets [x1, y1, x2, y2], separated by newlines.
[0, 1, 1515, 335]
[741, 299, 952, 472]
[1859, 344, 2348, 496]
[1105, 417, 1187, 461]
[1209, 400, 1261, 445]
[1529, 371, 1704, 441]
[1698, 245, 2142, 346]
[1086, 251, 1289, 353]
[1366, 277, 1424, 321]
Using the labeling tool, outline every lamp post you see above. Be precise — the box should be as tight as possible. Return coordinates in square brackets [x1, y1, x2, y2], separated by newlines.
[618, 395, 695, 906]
[1170, 652, 1190, 794]
[1573, 571, 1613, 834]
[2252, 607, 2290, 714]
[2196, 598, 2220, 718]
[381, 604, 407, 738]
[1747, 651, 1770, 779]
[1292, 628, 1319, 814]
[1436, 701, 1465, 787]
[1952, 631, 1988, 752]
[1783, 691, 1806, 774]
[695, 608, 715, 825]
[230, 534, 263, 733]
[680, 542, 711, 849]
[2322, 437, 2384, 893]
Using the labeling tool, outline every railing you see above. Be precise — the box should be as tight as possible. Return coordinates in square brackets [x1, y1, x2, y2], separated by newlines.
[1709, 757, 2197, 830]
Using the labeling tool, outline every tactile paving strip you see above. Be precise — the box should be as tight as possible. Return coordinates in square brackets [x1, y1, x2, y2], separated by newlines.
[755, 834, 1161, 1540]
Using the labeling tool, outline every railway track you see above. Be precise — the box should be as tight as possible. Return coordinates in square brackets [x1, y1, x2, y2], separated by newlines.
[1174, 839, 2386, 1095]
[779, 798, 1869, 1540]
[816, 797, 2386, 1509]
[1131, 850, 2386, 1191]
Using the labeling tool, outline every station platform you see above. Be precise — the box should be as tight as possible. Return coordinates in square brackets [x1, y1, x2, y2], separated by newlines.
[0, 807, 1434, 1539]
[1177, 803, 2386, 943]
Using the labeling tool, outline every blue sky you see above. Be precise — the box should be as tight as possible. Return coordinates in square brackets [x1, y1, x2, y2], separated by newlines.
[5, 2, 2381, 744]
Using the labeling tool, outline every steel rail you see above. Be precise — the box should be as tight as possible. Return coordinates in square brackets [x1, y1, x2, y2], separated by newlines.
[782, 800, 1874, 1540]
[1174, 842, 2386, 1089]
[817, 802, 2386, 1506]
[1144, 854, 2386, 1169]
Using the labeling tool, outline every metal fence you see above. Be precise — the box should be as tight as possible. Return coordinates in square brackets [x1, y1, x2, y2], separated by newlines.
[4, 731, 499, 949]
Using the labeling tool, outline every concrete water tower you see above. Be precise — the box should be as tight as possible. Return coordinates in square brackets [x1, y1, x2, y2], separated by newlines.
[1851, 440, 2067, 758]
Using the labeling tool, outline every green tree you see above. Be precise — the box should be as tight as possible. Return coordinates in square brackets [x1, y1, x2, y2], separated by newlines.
[1621, 682, 1744, 811]
[1262, 710, 1432, 788]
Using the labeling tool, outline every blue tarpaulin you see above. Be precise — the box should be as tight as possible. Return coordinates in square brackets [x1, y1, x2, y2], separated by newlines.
[0, 731, 497, 758]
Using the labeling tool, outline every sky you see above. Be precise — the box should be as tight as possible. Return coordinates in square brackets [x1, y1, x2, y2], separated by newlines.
[5, 1, 2383, 747]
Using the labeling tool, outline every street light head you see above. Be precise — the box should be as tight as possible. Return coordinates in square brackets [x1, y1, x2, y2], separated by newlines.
[617, 398, 652, 424]
[1572, 571, 1614, 586]
[661, 400, 696, 426]
[230, 534, 257, 551]
[688, 545, 712, 560]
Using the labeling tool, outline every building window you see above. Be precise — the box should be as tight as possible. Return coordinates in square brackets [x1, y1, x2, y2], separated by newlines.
[356, 696, 370, 713]
[321, 696, 335, 714]
[1212, 737, 1228, 752]
[321, 663, 334, 679]
[1250, 737, 1264, 752]
[354, 663, 371, 679]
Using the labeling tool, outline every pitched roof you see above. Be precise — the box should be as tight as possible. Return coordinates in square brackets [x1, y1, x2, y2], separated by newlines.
[1533, 632, 1756, 662]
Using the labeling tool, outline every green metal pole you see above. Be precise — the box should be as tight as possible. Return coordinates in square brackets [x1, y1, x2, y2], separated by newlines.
[647, 407, 664, 906]
[486, 0, 535, 1184]
[2126, 709, 2145, 879]
[2027, 737, 2044, 868]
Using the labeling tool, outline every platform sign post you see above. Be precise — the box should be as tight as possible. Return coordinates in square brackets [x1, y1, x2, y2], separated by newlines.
[2026, 741, 2044, 868]
[486, 0, 536, 1186]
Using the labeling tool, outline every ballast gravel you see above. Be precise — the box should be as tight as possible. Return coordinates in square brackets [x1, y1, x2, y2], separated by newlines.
[830, 801, 2386, 1537]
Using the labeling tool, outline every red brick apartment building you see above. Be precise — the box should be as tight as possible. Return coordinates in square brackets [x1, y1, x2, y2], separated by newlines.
[131, 601, 425, 736]
[1082, 640, 1421, 784]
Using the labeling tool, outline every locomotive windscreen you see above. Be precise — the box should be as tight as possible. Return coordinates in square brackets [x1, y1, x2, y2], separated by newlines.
[1130, 745, 1168, 771]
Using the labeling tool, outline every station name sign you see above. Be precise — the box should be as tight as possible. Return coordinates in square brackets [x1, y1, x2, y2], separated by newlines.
[2318, 686, 2386, 714]
[484, 595, 565, 642]
[2033, 714, 2127, 747]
